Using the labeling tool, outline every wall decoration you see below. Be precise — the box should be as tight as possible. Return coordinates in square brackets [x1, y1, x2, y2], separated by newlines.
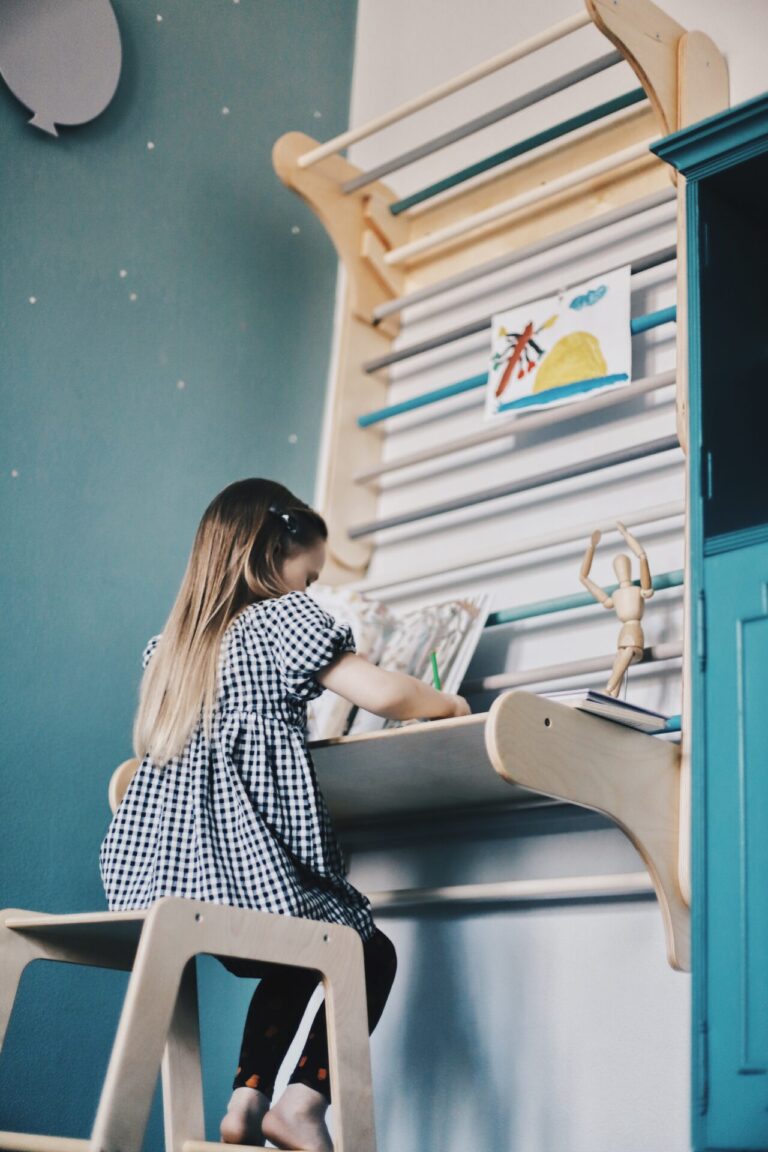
[0, 0, 121, 136]
[485, 265, 632, 419]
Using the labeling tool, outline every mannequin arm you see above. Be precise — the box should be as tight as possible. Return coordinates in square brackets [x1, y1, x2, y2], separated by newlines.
[616, 521, 654, 598]
[579, 531, 614, 608]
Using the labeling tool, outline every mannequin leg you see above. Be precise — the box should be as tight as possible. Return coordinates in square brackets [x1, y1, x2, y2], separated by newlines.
[605, 647, 640, 696]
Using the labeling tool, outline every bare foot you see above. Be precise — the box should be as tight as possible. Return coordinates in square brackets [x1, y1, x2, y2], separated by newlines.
[220, 1085, 271, 1145]
[262, 1083, 332, 1152]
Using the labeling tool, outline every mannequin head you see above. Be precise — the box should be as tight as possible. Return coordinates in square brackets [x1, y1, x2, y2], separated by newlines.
[613, 552, 632, 584]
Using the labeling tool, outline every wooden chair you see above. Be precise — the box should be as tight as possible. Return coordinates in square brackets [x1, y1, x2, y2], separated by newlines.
[0, 761, 376, 1152]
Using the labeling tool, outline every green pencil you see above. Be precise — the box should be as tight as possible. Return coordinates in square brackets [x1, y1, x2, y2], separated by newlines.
[430, 650, 442, 691]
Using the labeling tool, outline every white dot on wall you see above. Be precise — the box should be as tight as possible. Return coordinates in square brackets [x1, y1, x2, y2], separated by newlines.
[156, 13, 163, 21]
[28, 296, 37, 304]
[288, 434, 298, 444]
[221, 106, 230, 116]
[119, 269, 128, 279]
[129, 292, 138, 302]
[313, 110, 322, 119]
[291, 226, 301, 235]
[177, 379, 186, 390]
[11, 469, 19, 478]
[147, 141, 155, 151]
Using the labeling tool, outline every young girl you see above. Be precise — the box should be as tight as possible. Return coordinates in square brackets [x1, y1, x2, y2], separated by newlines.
[99, 478, 469, 1152]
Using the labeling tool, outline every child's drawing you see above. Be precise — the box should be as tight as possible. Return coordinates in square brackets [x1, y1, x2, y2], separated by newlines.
[485, 266, 632, 419]
[307, 587, 489, 740]
[347, 594, 489, 736]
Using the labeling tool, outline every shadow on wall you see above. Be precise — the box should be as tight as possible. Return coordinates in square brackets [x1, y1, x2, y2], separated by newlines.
[367, 901, 689, 1152]
[373, 916, 509, 1149]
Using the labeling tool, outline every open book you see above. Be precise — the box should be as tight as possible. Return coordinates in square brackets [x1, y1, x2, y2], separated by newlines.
[545, 688, 669, 734]
[307, 586, 490, 740]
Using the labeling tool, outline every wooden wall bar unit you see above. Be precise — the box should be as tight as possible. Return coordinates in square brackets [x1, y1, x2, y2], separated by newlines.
[273, 0, 726, 581]
[272, 0, 729, 975]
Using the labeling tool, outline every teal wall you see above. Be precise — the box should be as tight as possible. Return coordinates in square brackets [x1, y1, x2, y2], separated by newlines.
[0, 0, 356, 1144]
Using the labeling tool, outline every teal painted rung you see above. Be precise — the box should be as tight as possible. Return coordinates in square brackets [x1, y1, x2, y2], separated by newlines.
[390, 89, 647, 216]
[664, 714, 682, 732]
[358, 373, 488, 427]
[631, 305, 677, 333]
[486, 569, 684, 627]
[358, 306, 677, 427]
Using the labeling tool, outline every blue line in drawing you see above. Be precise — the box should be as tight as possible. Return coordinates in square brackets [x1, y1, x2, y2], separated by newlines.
[497, 373, 629, 411]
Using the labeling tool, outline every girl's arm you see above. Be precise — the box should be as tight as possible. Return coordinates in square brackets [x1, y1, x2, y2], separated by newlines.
[316, 653, 470, 720]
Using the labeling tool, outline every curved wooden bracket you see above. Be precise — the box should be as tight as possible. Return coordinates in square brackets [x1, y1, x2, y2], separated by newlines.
[677, 31, 729, 129]
[586, 0, 728, 137]
[272, 132, 405, 333]
[485, 690, 690, 971]
[586, 0, 685, 136]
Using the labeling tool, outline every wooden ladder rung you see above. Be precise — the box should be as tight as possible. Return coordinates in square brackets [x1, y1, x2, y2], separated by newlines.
[182, 1143, 305, 1152]
[0, 1133, 92, 1152]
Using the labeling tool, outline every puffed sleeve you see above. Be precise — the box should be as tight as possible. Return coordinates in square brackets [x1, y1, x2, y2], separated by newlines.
[272, 592, 356, 701]
[141, 635, 161, 669]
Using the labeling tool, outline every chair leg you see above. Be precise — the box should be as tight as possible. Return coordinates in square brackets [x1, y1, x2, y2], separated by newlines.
[320, 943, 376, 1152]
[161, 960, 205, 1152]
[0, 912, 45, 1055]
[91, 905, 193, 1152]
[161, 900, 378, 1152]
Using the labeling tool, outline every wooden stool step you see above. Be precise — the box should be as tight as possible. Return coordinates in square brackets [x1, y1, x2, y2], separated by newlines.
[182, 1142, 304, 1152]
[5, 912, 147, 971]
[0, 1132, 92, 1152]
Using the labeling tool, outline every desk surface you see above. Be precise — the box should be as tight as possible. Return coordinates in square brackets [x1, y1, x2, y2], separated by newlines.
[310, 712, 538, 827]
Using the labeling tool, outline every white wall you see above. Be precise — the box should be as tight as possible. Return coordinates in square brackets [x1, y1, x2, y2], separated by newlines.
[325, 5, 767, 1152]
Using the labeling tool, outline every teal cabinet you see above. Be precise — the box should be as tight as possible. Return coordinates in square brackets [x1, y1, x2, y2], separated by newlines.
[702, 543, 768, 1149]
[655, 96, 768, 1151]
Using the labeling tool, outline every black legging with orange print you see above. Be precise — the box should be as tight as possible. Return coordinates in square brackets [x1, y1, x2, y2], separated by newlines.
[221, 928, 396, 1102]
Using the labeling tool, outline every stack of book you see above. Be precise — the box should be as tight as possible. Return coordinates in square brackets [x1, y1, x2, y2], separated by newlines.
[545, 689, 670, 734]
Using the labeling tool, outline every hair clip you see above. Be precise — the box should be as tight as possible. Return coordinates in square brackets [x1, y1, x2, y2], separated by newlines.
[268, 504, 300, 535]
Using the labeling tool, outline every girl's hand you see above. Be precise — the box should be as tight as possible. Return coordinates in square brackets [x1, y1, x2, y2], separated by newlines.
[444, 693, 471, 718]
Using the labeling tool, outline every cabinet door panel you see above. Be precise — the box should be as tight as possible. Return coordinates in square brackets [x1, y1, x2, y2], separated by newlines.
[702, 541, 768, 1150]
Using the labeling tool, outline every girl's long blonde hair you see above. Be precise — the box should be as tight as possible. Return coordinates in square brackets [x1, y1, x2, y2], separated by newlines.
[133, 478, 327, 766]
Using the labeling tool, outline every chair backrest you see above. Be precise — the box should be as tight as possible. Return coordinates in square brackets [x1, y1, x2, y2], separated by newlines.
[109, 758, 140, 814]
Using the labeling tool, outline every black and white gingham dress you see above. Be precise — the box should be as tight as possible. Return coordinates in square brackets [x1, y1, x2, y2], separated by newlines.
[99, 592, 375, 941]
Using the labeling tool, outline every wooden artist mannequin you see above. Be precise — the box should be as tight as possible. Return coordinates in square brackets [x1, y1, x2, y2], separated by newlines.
[579, 521, 654, 697]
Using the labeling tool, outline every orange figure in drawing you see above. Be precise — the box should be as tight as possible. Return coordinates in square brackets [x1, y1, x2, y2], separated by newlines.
[493, 313, 558, 399]
[579, 521, 654, 697]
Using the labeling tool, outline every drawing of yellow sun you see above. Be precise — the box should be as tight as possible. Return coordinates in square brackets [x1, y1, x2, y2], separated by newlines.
[533, 331, 607, 392]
